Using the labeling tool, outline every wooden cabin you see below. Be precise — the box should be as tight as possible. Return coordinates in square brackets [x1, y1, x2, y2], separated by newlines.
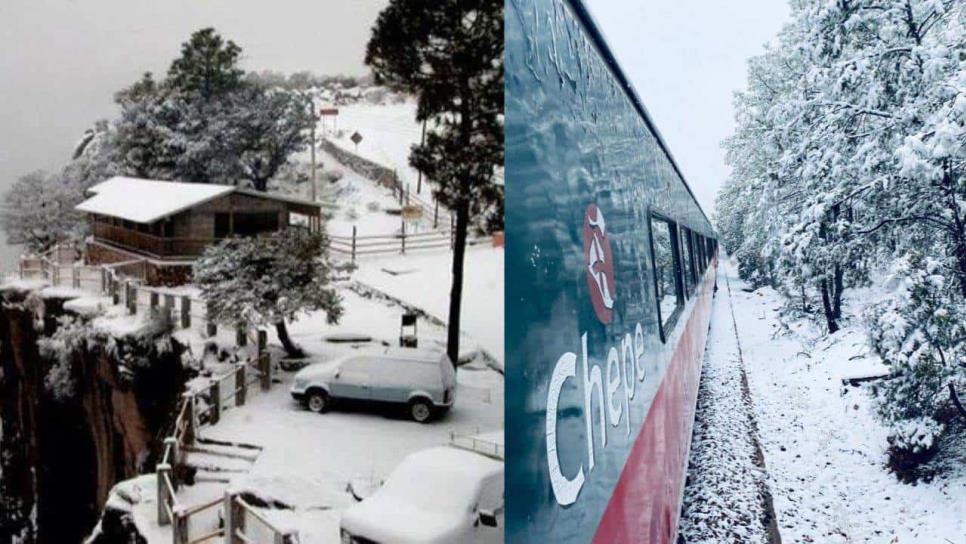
[76, 176, 323, 284]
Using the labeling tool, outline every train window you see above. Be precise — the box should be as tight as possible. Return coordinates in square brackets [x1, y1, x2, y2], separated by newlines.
[649, 213, 684, 341]
[703, 237, 710, 268]
[694, 234, 708, 276]
[679, 227, 696, 292]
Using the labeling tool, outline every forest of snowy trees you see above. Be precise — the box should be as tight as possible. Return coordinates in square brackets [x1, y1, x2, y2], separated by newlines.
[716, 0, 964, 471]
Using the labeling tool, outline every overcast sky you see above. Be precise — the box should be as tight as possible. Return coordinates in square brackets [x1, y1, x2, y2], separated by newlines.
[584, 1, 791, 218]
[0, 0, 387, 188]
[0, 0, 791, 236]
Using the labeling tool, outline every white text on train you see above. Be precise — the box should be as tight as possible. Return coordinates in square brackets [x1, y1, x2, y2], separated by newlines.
[546, 325, 647, 505]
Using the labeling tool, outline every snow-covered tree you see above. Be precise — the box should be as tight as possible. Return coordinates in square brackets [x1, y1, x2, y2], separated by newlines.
[194, 229, 343, 358]
[0, 171, 86, 253]
[113, 28, 313, 189]
[366, 0, 504, 367]
[167, 27, 244, 103]
[721, 0, 964, 332]
[231, 86, 315, 191]
[865, 252, 966, 470]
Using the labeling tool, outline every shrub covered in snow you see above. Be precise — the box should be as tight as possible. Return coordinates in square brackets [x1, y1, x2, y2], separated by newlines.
[865, 253, 966, 474]
[38, 316, 90, 401]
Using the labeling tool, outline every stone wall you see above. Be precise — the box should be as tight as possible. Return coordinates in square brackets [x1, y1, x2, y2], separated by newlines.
[320, 139, 402, 192]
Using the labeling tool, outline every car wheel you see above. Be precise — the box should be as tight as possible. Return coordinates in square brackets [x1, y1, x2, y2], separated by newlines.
[409, 398, 433, 423]
[306, 390, 330, 414]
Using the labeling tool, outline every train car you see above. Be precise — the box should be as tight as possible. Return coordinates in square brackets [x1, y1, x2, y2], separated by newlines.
[505, 0, 719, 542]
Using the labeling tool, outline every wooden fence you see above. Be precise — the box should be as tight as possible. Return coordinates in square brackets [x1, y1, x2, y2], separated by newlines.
[19, 249, 225, 339]
[329, 225, 493, 262]
[157, 369, 288, 543]
[156, 328, 290, 543]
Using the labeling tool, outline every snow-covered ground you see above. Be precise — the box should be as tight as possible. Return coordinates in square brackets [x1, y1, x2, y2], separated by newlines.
[280, 145, 438, 238]
[678, 264, 774, 544]
[109, 254, 503, 543]
[353, 246, 504, 367]
[687, 258, 966, 543]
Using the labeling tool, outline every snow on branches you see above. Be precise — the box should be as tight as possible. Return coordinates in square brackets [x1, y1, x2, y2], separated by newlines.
[865, 252, 966, 470]
[193, 228, 343, 358]
[720, 0, 964, 326]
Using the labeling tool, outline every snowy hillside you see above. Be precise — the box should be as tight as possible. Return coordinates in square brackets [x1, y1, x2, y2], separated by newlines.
[324, 101, 425, 194]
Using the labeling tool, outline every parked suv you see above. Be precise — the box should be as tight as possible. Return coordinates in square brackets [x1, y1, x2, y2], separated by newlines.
[340, 441, 504, 543]
[290, 347, 457, 422]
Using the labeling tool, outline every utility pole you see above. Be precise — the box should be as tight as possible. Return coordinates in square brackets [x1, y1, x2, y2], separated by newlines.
[417, 118, 427, 194]
[308, 94, 318, 203]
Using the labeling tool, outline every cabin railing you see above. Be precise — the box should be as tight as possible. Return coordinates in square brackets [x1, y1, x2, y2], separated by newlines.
[91, 223, 216, 259]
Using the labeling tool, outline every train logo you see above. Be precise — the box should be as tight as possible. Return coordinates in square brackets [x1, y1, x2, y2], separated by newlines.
[584, 204, 616, 324]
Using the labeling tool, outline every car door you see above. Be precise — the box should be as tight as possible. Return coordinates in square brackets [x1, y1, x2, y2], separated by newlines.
[329, 357, 371, 400]
[368, 357, 404, 403]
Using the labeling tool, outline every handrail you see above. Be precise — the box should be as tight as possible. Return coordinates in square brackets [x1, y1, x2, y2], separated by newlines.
[233, 495, 291, 538]
[162, 472, 180, 513]
[180, 496, 222, 517]
[237, 497, 283, 531]
[186, 529, 225, 544]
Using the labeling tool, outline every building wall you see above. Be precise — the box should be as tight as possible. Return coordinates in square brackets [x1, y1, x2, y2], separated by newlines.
[168, 193, 290, 239]
[86, 241, 191, 286]
[87, 240, 141, 265]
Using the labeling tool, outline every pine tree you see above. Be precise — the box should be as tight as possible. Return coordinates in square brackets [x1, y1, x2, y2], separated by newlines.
[866, 252, 966, 471]
[365, 0, 504, 367]
[113, 29, 312, 189]
[167, 27, 244, 102]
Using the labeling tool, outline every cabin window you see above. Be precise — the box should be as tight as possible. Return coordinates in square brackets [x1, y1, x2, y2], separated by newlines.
[235, 212, 279, 237]
[215, 213, 230, 238]
[649, 213, 684, 341]
[215, 212, 280, 238]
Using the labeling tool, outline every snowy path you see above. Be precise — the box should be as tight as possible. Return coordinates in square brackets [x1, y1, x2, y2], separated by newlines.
[723, 259, 966, 543]
[679, 262, 777, 544]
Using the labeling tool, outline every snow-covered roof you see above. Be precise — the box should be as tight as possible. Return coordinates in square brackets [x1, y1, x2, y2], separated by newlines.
[78, 177, 234, 224]
[76, 176, 321, 224]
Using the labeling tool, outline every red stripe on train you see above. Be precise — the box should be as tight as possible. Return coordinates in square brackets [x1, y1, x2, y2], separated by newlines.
[592, 260, 717, 544]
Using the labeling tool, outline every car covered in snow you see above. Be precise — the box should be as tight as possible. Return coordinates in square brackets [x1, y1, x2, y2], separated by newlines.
[340, 444, 504, 543]
[290, 347, 457, 422]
